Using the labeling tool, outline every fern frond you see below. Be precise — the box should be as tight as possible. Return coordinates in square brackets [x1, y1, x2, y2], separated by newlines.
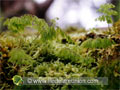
[4, 14, 73, 43]
[81, 39, 93, 48]
[95, 3, 118, 24]
[8, 48, 34, 66]
[4, 15, 33, 33]
[81, 38, 115, 49]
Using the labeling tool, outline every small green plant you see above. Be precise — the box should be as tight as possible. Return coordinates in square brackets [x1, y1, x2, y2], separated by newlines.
[95, 3, 118, 31]
[3, 14, 73, 43]
[8, 48, 34, 66]
[81, 38, 115, 49]
[89, 28, 99, 33]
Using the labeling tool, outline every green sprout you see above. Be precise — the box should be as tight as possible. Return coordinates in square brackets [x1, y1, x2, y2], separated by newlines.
[95, 3, 118, 32]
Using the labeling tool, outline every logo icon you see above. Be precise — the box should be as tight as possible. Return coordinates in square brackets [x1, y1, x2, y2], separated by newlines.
[12, 75, 23, 86]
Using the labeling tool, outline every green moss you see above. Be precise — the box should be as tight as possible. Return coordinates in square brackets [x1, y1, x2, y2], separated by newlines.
[0, 14, 119, 90]
[81, 38, 115, 49]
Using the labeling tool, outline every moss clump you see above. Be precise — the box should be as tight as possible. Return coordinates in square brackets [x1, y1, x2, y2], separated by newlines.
[0, 14, 119, 90]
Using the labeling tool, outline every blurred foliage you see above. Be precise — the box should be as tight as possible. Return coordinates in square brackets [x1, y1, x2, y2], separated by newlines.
[113, 20, 120, 34]
[0, 12, 120, 90]
[96, 3, 118, 24]
[112, 0, 120, 22]
[0, 17, 4, 32]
